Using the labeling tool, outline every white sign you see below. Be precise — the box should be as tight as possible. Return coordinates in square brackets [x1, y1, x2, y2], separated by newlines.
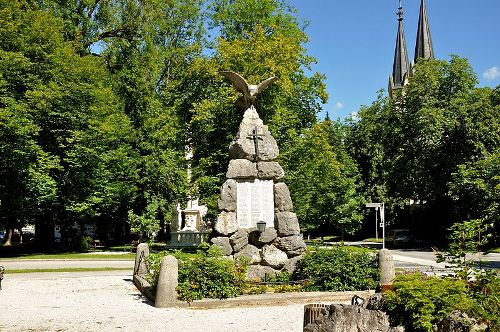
[237, 179, 274, 228]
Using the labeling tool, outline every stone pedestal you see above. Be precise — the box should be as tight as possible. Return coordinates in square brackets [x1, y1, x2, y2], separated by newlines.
[378, 249, 395, 292]
[212, 106, 306, 279]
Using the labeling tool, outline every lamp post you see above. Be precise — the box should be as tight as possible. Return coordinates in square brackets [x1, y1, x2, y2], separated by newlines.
[365, 203, 385, 249]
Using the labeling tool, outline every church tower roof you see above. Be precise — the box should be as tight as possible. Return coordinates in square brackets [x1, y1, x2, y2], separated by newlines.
[389, 0, 411, 97]
[414, 0, 434, 62]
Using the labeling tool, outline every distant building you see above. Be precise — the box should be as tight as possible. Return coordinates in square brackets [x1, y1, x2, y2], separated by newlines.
[389, 0, 434, 98]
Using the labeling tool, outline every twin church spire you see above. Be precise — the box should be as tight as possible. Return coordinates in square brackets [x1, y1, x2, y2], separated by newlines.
[389, 0, 434, 97]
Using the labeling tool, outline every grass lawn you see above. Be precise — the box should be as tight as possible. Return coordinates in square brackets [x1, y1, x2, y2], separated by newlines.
[11, 252, 135, 260]
[6, 267, 131, 274]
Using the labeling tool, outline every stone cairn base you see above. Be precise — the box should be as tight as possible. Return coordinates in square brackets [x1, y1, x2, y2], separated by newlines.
[211, 107, 306, 280]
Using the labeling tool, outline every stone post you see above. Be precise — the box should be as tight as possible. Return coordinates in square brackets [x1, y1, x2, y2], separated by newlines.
[155, 255, 178, 308]
[378, 249, 395, 292]
[133, 243, 149, 276]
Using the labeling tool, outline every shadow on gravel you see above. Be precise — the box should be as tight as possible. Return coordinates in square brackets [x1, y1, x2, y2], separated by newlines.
[131, 292, 154, 305]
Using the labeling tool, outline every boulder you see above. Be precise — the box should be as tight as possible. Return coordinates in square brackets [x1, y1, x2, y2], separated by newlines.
[218, 179, 237, 211]
[257, 161, 284, 180]
[248, 227, 277, 246]
[274, 183, 293, 212]
[229, 229, 249, 253]
[282, 255, 302, 273]
[210, 237, 233, 256]
[275, 235, 306, 257]
[261, 244, 288, 269]
[226, 159, 257, 179]
[364, 293, 385, 311]
[234, 244, 261, 264]
[436, 310, 488, 332]
[247, 265, 279, 281]
[304, 304, 405, 332]
[214, 211, 238, 236]
[228, 108, 279, 161]
[275, 212, 300, 236]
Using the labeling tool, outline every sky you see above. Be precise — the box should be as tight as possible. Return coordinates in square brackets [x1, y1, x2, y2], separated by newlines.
[287, 0, 500, 120]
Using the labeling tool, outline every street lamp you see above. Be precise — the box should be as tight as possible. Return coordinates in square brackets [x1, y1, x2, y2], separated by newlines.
[365, 203, 386, 249]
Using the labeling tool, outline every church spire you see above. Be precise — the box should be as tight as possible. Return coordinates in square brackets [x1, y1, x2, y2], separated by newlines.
[389, 0, 411, 97]
[414, 0, 434, 62]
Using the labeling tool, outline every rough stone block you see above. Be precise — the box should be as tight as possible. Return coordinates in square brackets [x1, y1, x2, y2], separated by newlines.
[247, 265, 279, 281]
[234, 244, 261, 264]
[226, 159, 257, 179]
[154, 255, 178, 308]
[134, 243, 149, 276]
[274, 183, 294, 212]
[218, 179, 237, 211]
[257, 161, 284, 180]
[275, 212, 300, 236]
[282, 255, 303, 273]
[229, 111, 279, 162]
[248, 228, 277, 246]
[211, 237, 233, 256]
[230, 229, 249, 253]
[214, 211, 238, 236]
[261, 244, 288, 269]
[275, 235, 306, 257]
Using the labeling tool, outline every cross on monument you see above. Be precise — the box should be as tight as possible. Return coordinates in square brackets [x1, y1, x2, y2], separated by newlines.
[247, 126, 264, 160]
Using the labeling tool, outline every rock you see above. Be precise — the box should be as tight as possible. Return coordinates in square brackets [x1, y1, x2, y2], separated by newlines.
[247, 265, 279, 281]
[229, 109, 279, 161]
[218, 179, 237, 211]
[282, 255, 302, 273]
[274, 183, 293, 212]
[214, 211, 238, 236]
[304, 304, 405, 332]
[229, 229, 249, 253]
[257, 162, 284, 180]
[210, 237, 233, 256]
[261, 244, 288, 269]
[248, 227, 277, 246]
[275, 212, 300, 236]
[275, 235, 306, 257]
[436, 310, 488, 332]
[226, 159, 257, 179]
[364, 293, 385, 311]
[234, 244, 261, 264]
[155, 255, 178, 308]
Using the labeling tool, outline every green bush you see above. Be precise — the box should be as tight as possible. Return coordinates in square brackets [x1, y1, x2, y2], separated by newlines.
[384, 272, 500, 332]
[147, 245, 248, 303]
[292, 245, 379, 291]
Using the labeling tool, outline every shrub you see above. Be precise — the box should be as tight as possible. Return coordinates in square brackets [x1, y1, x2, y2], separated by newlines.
[384, 272, 500, 332]
[292, 245, 379, 291]
[147, 245, 248, 303]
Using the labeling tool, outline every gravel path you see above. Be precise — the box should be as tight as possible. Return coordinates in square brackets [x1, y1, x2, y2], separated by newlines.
[0, 272, 311, 332]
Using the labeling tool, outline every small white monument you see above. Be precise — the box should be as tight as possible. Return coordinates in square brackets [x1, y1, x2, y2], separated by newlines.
[169, 197, 210, 247]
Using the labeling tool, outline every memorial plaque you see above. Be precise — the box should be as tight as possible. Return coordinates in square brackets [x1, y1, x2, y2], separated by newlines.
[237, 179, 274, 228]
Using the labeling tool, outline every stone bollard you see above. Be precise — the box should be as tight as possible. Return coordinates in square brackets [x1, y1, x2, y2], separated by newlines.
[134, 243, 149, 276]
[155, 255, 178, 308]
[378, 249, 395, 292]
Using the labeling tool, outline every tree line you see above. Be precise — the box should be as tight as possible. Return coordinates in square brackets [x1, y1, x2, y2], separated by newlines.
[0, 0, 498, 247]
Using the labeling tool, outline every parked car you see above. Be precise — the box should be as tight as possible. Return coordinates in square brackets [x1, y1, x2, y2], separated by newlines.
[386, 229, 412, 247]
[0, 230, 5, 241]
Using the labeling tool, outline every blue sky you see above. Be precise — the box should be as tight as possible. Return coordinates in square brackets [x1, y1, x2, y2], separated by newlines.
[288, 0, 500, 120]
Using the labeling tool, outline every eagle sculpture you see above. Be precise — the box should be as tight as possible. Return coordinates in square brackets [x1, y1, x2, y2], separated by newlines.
[220, 71, 278, 110]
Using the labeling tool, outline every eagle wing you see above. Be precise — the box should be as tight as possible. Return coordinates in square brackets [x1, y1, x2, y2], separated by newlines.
[220, 71, 250, 96]
[256, 76, 278, 94]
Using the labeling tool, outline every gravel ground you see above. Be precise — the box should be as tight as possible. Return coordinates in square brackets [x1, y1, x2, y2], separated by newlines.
[0, 272, 314, 332]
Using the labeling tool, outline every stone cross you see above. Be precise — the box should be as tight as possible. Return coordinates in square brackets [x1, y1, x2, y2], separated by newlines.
[247, 126, 264, 160]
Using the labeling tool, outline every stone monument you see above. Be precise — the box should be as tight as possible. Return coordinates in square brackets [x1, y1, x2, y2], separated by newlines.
[212, 71, 306, 279]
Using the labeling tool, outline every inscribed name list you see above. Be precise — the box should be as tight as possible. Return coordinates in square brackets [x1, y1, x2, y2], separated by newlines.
[236, 179, 274, 228]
